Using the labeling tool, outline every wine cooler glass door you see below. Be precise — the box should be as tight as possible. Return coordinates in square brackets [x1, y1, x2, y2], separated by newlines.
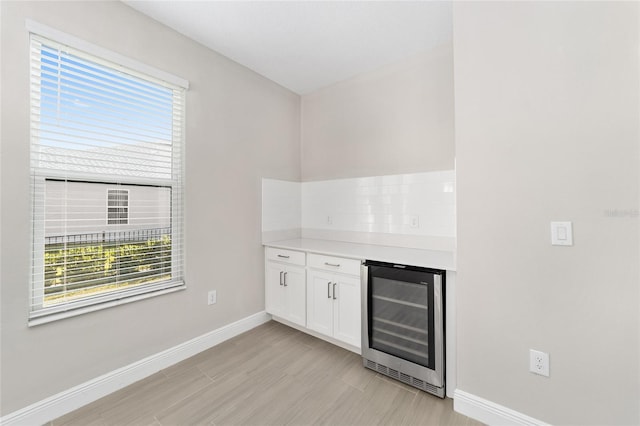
[369, 271, 435, 370]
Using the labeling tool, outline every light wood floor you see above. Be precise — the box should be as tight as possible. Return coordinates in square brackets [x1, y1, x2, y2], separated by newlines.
[51, 321, 483, 426]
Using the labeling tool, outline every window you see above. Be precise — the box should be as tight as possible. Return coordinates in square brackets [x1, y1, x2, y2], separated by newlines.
[29, 23, 188, 324]
[107, 189, 129, 225]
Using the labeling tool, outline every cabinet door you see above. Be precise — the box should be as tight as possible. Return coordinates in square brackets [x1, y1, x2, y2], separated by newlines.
[306, 270, 334, 337]
[333, 275, 361, 347]
[265, 262, 286, 318]
[283, 265, 306, 327]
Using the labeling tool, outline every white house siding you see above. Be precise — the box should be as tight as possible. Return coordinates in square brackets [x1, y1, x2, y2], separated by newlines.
[45, 180, 171, 237]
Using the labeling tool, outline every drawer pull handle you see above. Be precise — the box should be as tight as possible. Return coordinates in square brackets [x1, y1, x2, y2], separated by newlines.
[324, 262, 340, 267]
[327, 282, 332, 298]
[332, 283, 337, 300]
[279, 271, 284, 286]
[277, 255, 290, 259]
[283, 272, 288, 286]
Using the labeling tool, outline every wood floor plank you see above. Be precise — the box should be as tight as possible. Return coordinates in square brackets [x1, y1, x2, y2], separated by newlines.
[352, 375, 416, 426]
[53, 320, 483, 426]
[340, 357, 376, 392]
[101, 367, 212, 425]
[51, 410, 107, 426]
[156, 371, 255, 425]
[285, 371, 359, 425]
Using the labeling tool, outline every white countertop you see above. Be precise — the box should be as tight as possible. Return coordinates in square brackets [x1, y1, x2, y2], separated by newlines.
[264, 238, 456, 271]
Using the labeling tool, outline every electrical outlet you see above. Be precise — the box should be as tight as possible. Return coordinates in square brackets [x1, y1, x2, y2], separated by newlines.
[208, 290, 217, 305]
[327, 215, 333, 225]
[529, 349, 549, 377]
[409, 215, 420, 228]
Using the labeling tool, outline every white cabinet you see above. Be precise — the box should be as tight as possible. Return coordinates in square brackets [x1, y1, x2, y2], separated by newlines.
[265, 248, 306, 327]
[264, 246, 362, 350]
[306, 254, 361, 348]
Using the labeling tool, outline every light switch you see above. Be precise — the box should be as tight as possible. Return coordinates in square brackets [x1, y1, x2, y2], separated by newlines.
[551, 222, 573, 246]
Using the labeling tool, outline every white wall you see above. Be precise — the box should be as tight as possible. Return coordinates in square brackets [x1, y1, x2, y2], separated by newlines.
[301, 45, 455, 181]
[0, 1, 300, 415]
[454, 2, 639, 424]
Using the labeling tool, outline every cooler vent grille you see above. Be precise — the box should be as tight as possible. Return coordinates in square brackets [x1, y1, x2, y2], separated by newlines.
[362, 358, 443, 398]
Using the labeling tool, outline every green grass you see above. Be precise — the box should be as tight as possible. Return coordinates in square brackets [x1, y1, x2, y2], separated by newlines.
[44, 235, 171, 305]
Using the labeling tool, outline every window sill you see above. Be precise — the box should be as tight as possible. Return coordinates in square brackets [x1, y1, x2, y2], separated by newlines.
[28, 283, 186, 327]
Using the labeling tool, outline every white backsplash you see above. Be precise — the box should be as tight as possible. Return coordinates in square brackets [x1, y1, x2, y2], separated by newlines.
[262, 178, 301, 234]
[262, 170, 456, 249]
[302, 171, 455, 237]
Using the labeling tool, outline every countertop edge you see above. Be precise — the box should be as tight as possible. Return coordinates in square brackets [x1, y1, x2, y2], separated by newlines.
[263, 238, 456, 271]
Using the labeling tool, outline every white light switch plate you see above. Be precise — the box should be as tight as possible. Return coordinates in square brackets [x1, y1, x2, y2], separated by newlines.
[551, 221, 573, 246]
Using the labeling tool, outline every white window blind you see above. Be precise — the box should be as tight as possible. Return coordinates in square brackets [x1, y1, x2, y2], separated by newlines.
[29, 32, 187, 322]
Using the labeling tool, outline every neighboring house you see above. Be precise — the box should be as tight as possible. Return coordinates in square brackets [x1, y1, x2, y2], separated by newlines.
[36, 138, 175, 242]
[45, 180, 171, 239]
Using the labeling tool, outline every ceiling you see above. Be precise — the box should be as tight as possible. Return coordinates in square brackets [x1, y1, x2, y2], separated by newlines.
[123, 1, 453, 94]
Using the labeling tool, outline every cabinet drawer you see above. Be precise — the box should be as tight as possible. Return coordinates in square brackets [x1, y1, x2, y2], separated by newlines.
[308, 253, 361, 276]
[266, 247, 306, 266]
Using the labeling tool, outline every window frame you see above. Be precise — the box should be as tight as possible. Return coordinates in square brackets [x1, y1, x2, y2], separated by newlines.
[107, 188, 130, 225]
[27, 21, 188, 326]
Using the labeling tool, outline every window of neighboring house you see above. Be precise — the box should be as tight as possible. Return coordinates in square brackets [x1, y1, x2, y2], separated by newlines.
[29, 22, 188, 325]
[107, 189, 129, 225]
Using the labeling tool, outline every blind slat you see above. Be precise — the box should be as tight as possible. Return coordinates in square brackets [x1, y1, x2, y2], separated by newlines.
[32, 109, 174, 139]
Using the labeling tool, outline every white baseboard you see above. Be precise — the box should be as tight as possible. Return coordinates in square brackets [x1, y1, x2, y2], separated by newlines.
[1, 311, 271, 426]
[454, 389, 550, 426]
